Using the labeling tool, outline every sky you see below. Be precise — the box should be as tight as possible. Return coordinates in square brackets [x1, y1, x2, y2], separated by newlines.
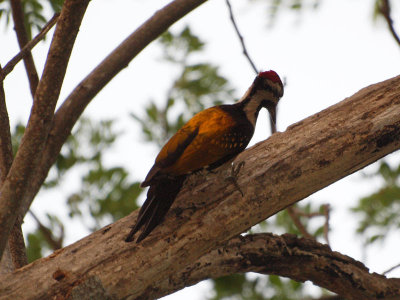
[1, 0, 400, 299]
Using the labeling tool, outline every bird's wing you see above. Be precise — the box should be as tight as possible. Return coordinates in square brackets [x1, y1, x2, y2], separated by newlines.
[141, 125, 199, 186]
[158, 107, 249, 175]
[142, 106, 250, 184]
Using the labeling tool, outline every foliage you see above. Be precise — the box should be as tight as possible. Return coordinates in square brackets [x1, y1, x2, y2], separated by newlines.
[63, 118, 141, 231]
[352, 161, 400, 245]
[131, 26, 234, 147]
[0, 0, 63, 40]
[257, 0, 321, 25]
[210, 274, 305, 300]
[26, 213, 63, 262]
[17, 118, 141, 260]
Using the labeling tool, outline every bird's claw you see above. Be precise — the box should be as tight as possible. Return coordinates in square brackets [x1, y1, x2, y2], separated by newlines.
[225, 161, 245, 196]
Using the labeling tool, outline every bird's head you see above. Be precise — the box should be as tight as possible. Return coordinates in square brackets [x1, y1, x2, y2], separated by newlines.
[238, 70, 284, 131]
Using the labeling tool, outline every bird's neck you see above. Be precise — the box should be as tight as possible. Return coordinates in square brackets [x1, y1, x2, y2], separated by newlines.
[236, 86, 274, 127]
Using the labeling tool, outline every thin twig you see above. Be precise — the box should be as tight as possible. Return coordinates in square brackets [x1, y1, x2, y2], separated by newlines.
[287, 206, 314, 239]
[291, 207, 324, 218]
[10, 0, 39, 96]
[323, 204, 330, 245]
[1, 13, 60, 81]
[29, 210, 63, 250]
[383, 262, 400, 275]
[225, 0, 258, 74]
[287, 204, 331, 245]
[379, 0, 400, 47]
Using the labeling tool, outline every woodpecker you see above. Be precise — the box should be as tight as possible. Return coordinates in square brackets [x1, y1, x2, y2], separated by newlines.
[126, 70, 284, 243]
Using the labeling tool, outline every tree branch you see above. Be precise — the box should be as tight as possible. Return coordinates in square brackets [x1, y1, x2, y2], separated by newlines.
[0, 70, 28, 268]
[0, 66, 12, 186]
[384, 262, 400, 275]
[29, 210, 63, 251]
[0, 66, 17, 272]
[379, 0, 400, 48]
[144, 233, 400, 300]
[287, 205, 314, 239]
[7, 215, 27, 269]
[17, 0, 209, 218]
[0, 244, 14, 275]
[10, 0, 39, 96]
[1, 13, 60, 81]
[225, 0, 258, 74]
[0, 0, 89, 262]
[0, 75, 399, 299]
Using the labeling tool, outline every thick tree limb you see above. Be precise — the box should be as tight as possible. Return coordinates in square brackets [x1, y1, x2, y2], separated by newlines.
[0, 0, 89, 261]
[0, 66, 12, 186]
[18, 0, 209, 218]
[0, 67, 16, 272]
[0, 75, 399, 299]
[0, 244, 14, 275]
[10, 0, 39, 96]
[0, 66, 27, 269]
[145, 233, 400, 300]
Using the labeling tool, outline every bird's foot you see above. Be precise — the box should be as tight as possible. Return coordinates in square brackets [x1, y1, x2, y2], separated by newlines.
[225, 161, 245, 196]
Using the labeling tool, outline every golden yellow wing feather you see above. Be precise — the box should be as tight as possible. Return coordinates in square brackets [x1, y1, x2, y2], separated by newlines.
[154, 106, 248, 176]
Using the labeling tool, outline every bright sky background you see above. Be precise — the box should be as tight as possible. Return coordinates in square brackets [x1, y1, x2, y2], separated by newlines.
[1, 0, 400, 299]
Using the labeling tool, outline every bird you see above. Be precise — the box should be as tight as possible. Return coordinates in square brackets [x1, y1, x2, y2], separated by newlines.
[125, 70, 284, 243]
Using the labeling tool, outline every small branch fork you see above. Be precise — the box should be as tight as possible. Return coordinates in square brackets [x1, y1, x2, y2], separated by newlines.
[0, 10, 59, 272]
[0, 0, 90, 267]
[379, 0, 400, 48]
[288, 204, 331, 244]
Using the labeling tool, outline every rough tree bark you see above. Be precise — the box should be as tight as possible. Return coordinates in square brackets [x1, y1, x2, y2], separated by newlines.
[0, 75, 399, 300]
[146, 233, 400, 300]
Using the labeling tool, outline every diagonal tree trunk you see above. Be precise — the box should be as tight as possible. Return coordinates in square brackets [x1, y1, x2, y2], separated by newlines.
[0, 75, 399, 299]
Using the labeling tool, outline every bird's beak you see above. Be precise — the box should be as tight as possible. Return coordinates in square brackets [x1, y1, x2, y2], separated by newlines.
[267, 105, 277, 134]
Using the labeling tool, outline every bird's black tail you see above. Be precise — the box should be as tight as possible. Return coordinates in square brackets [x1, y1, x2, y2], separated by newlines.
[125, 175, 186, 243]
